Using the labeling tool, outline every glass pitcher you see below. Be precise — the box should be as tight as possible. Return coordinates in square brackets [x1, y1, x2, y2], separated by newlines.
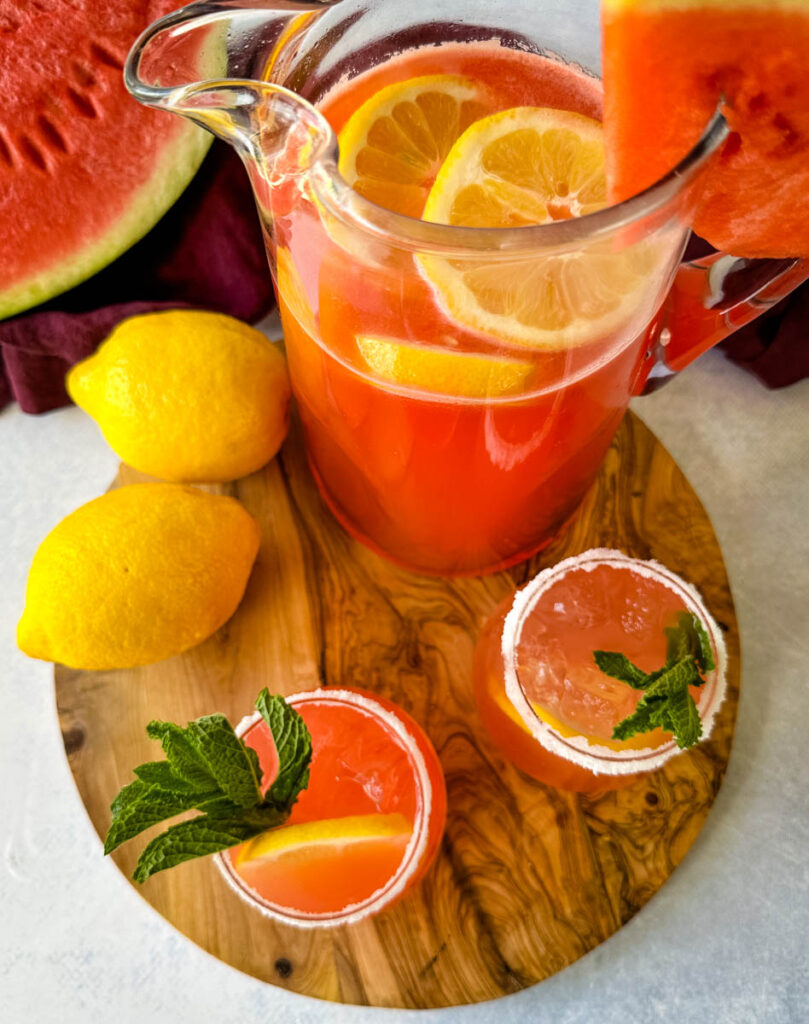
[126, 0, 808, 576]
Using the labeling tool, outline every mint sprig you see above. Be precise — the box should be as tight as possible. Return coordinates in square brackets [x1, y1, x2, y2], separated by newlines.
[594, 612, 715, 750]
[104, 690, 312, 883]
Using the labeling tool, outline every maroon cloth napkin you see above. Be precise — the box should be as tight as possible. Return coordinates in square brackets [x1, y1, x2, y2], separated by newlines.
[719, 289, 809, 389]
[682, 234, 809, 390]
[1, 150, 806, 413]
[0, 143, 274, 414]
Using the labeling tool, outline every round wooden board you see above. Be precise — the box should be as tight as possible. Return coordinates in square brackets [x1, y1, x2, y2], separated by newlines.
[55, 411, 740, 1009]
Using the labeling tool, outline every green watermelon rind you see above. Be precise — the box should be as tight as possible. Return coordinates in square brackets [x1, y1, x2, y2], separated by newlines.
[0, 124, 212, 322]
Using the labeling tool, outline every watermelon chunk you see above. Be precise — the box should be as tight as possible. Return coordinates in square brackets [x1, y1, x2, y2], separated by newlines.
[0, 1, 211, 319]
[602, 0, 809, 258]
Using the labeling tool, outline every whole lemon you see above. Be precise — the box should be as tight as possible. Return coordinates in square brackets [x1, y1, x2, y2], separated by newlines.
[67, 311, 291, 483]
[18, 484, 260, 670]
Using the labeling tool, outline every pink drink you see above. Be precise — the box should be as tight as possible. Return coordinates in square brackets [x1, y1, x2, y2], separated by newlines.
[475, 550, 728, 791]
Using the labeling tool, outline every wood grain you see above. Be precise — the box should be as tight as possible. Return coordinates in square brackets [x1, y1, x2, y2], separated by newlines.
[54, 411, 740, 1008]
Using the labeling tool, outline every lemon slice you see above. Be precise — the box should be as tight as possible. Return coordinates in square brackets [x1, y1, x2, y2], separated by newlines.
[357, 335, 533, 398]
[235, 813, 412, 867]
[492, 684, 666, 753]
[420, 106, 658, 350]
[338, 75, 493, 218]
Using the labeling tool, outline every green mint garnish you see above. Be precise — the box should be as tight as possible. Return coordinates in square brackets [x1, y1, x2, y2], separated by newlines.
[104, 690, 312, 883]
[594, 611, 714, 750]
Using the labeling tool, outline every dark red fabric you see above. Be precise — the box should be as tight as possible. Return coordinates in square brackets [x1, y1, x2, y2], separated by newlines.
[0, 143, 274, 414]
[719, 289, 809, 389]
[0, 148, 806, 414]
[682, 233, 809, 389]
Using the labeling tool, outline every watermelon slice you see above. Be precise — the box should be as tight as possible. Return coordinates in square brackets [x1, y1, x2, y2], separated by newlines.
[0, 1, 211, 320]
[602, 0, 809, 258]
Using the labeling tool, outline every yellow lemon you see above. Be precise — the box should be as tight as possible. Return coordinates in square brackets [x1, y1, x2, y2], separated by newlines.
[356, 335, 533, 398]
[338, 75, 493, 217]
[421, 106, 658, 350]
[17, 484, 260, 670]
[67, 311, 291, 483]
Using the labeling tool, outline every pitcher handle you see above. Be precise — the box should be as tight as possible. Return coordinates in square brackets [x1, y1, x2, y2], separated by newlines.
[637, 251, 809, 393]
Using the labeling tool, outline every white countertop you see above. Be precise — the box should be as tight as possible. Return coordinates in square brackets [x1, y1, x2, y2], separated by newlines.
[2, 348, 808, 1024]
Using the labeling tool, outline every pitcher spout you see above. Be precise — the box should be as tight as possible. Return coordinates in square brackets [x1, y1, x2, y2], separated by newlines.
[124, 0, 336, 166]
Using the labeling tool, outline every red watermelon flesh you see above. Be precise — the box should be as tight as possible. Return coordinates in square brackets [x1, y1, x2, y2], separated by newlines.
[0, 1, 210, 319]
[602, 0, 809, 258]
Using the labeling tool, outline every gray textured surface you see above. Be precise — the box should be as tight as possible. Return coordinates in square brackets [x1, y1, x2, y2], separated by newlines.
[2, 349, 808, 1023]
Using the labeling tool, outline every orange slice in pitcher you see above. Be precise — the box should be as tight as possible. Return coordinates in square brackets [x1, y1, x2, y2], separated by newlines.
[420, 107, 659, 350]
[338, 75, 493, 218]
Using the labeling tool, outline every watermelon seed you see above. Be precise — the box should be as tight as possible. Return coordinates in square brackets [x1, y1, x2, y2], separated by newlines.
[0, 133, 14, 168]
[747, 91, 770, 115]
[70, 61, 97, 89]
[37, 116, 68, 155]
[66, 87, 98, 120]
[89, 42, 125, 71]
[18, 135, 48, 173]
[771, 112, 800, 154]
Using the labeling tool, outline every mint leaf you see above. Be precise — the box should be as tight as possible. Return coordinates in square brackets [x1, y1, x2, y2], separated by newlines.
[105, 784, 218, 854]
[611, 699, 658, 741]
[664, 621, 690, 665]
[110, 779, 149, 820]
[256, 690, 312, 810]
[644, 657, 704, 699]
[131, 806, 293, 883]
[194, 796, 243, 817]
[689, 613, 716, 673]
[665, 612, 715, 673]
[603, 612, 714, 751]
[667, 686, 703, 749]
[592, 651, 648, 689]
[133, 761, 200, 793]
[131, 816, 263, 884]
[184, 715, 263, 809]
[105, 691, 313, 883]
[146, 721, 219, 792]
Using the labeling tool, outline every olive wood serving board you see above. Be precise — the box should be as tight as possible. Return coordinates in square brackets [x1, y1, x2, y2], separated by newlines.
[55, 410, 740, 1009]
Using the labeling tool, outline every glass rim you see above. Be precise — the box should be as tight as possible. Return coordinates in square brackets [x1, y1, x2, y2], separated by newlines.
[126, 5, 730, 257]
[501, 548, 729, 777]
[214, 687, 434, 929]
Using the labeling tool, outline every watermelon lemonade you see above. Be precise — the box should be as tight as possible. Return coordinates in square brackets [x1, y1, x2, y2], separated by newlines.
[272, 41, 676, 575]
[217, 689, 446, 926]
[474, 550, 728, 792]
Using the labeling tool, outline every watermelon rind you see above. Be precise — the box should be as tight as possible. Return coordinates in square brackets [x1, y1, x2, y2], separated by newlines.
[0, 125, 211, 322]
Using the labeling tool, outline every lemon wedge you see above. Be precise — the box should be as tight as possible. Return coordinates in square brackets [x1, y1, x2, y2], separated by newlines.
[357, 334, 533, 398]
[235, 813, 412, 867]
[338, 75, 493, 217]
[420, 106, 658, 350]
[492, 684, 666, 752]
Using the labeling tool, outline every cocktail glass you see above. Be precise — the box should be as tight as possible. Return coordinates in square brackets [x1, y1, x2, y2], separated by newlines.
[125, 0, 809, 576]
[474, 549, 728, 793]
[215, 687, 446, 927]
